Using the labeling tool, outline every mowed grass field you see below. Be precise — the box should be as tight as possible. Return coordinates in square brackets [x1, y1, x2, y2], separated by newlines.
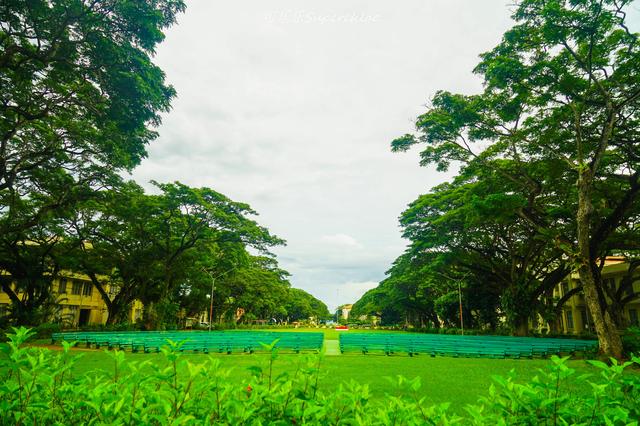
[2, 328, 607, 413]
[68, 351, 599, 411]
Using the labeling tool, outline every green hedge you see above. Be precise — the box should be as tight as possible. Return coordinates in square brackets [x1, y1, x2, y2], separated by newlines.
[1, 327, 639, 425]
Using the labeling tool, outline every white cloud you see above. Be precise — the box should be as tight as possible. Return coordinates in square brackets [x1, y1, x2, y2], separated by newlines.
[320, 234, 362, 249]
[340, 281, 380, 303]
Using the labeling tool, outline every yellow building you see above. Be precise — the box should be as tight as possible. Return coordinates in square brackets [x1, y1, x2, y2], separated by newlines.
[0, 273, 143, 326]
[554, 257, 640, 334]
[336, 304, 353, 321]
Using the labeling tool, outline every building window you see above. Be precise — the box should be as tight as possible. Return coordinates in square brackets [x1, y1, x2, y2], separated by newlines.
[58, 278, 67, 294]
[630, 309, 639, 327]
[561, 282, 569, 296]
[82, 282, 92, 297]
[68, 305, 79, 317]
[72, 281, 82, 295]
[566, 311, 574, 330]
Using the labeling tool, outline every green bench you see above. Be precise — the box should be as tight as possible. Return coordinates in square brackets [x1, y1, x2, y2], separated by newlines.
[51, 331, 324, 354]
[339, 333, 598, 358]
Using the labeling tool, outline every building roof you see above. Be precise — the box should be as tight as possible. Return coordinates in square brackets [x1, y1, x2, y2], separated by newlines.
[602, 256, 627, 266]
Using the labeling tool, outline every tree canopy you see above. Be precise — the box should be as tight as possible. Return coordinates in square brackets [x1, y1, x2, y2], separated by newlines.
[358, 0, 640, 357]
[0, 0, 185, 324]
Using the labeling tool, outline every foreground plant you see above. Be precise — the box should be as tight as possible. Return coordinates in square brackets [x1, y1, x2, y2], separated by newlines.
[0, 328, 638, 425]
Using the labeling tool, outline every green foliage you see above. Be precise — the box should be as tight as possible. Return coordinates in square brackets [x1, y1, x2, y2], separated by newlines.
[284, 288, 332, 322]
[467, 355, 640, 425]
[0, 0, 186, 323]
[31, 323, 62, 340]
[65, 180, 288, 329]
[352, 253, 443, 327]
[387, 0, 640, 354]
[3, 328, 640, 425]
[623, 327, 640, 356]
[434, 292, 463, 327]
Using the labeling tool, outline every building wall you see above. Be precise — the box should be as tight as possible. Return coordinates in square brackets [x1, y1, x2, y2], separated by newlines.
[554, 259, 640, 334]
[336, 304, 353, 320]
[0, 272, 143, 326]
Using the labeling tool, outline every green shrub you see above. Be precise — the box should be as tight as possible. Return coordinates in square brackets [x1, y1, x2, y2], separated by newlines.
[623, 326, 640, 356]
[32, 322, 61, 339]
[1, 327, 639, 425]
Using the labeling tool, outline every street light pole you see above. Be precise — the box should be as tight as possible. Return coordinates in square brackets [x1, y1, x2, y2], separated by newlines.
[436, 271, 469, 335]
[205, 265, 236, 332]
[458, 279, 464, 336]
[208, 277, 215, 332]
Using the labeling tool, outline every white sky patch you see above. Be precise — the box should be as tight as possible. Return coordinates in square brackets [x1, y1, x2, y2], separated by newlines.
[130, 0, 518, 310]
[320, 234, 362, 249]
[310, 281, 380, 312]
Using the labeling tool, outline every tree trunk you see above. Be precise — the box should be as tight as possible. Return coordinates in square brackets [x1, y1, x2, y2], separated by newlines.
[0, 279, 26, 323]
[105, 303, 128, 325]
[86, 271, 114, 324]
[577, 170, 624, 358]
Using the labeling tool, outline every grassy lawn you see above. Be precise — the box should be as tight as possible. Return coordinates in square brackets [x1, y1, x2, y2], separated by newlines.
[1, 328, 607, 413]
[64, 350, 598, 412]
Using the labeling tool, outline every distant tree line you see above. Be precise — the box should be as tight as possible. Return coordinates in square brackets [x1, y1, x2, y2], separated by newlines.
[353, 0, 640, 358]
[0, 0, 329, 329]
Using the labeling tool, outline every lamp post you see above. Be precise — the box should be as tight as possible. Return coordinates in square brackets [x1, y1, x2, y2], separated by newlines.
[436, 271, 470, 335]
[457, 279, 464, 336]
[205, 266, 236, 332]
[208, 276, 215, 332]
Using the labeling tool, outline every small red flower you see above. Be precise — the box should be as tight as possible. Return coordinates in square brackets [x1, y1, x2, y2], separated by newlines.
[246, 384, 253, 398]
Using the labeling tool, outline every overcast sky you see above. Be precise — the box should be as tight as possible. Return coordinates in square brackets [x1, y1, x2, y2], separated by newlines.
[129, 0, 516, 311]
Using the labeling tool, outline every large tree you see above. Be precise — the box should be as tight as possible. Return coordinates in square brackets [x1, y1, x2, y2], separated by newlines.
[400, 173, 570, 335]
[0, 0, 185, 321]
[392, 0, 640, 357]
[0, 0, 184, 229]
[352, 253, 443, 328]
[0, 217, 80, 324]
[283, 288, 331, 323]
[69, 181, 284, 326]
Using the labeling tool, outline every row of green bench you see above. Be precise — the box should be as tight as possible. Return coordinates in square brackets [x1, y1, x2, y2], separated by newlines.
[339, 333, 598, 358]
[51, 331, 324, 354]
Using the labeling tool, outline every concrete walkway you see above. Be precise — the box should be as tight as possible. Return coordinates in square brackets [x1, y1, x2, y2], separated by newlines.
[324, 339, 341, 356]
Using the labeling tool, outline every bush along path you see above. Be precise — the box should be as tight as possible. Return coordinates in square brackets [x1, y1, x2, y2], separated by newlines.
[1, 327, 639, 425]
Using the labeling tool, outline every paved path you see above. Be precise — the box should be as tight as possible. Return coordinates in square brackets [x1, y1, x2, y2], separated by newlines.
[324, 339, 341, 356]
